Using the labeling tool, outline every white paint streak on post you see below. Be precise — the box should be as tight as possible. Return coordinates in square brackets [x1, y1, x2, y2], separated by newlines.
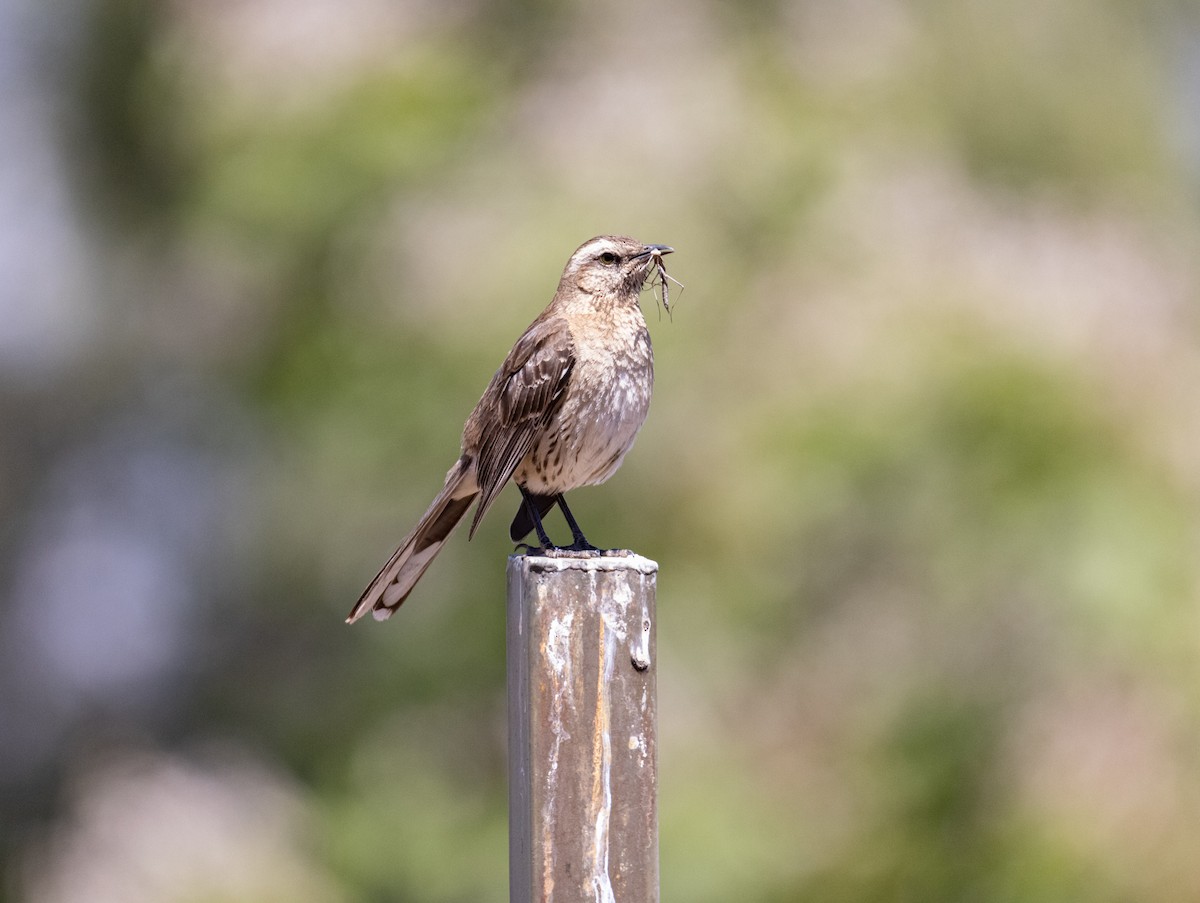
[507, 553, 659, 903]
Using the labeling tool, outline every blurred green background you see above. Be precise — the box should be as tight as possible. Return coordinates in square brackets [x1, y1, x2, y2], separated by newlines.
[3, 0, 1200, 900]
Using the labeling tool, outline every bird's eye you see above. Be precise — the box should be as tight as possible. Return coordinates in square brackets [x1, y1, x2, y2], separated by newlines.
[598, 251, 618, 265]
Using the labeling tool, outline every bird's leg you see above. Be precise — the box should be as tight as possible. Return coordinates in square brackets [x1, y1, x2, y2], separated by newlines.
[556, 495, 600, 553]
[518, 485, 556, 551]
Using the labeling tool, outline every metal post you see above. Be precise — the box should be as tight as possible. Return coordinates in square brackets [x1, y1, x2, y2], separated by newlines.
[507, 553, 659, 903]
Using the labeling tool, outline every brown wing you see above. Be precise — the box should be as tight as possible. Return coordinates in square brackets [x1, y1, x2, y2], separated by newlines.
[466, 315, 575, 537]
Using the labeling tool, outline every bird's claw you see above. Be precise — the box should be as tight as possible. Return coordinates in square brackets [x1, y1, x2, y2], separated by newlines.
[536, 546, 601, 559]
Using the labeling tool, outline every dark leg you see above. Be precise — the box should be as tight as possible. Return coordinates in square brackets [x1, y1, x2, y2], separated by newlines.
[518, 485, 556, 550]
[510, 491, 556, 543]
[556, 495, 599, 551]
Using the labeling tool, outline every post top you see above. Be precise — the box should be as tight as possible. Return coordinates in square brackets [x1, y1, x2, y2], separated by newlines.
[508, 551, 659, 576]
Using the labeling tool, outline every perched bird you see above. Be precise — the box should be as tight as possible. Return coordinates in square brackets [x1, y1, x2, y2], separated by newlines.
[348, 235, 673, 623]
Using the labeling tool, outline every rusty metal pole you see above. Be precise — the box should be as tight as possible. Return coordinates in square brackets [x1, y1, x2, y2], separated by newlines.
[507, 553, 659, 903]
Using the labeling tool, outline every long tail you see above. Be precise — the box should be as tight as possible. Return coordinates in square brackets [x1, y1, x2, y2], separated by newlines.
[346, 457, 479, 623]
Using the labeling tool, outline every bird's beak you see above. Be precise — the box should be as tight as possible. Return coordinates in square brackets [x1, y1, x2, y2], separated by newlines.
[634, 244, 674, 260]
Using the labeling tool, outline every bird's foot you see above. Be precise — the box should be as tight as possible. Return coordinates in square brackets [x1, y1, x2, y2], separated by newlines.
[538, 546, 599, 559]
[563, 538, 602, 557]
[513, 543, 594, 558]
[514, 543, 635, 560]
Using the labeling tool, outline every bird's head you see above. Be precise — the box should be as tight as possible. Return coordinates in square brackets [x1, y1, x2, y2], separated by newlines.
[561, 235, 674, 300]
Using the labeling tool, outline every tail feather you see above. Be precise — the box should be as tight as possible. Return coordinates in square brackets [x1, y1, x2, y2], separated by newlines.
[347, 459, 478, 623]
[509, 492, 556, 542]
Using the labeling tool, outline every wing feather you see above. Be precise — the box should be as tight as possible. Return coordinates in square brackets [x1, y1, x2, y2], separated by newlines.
[468, 316, 574, 536]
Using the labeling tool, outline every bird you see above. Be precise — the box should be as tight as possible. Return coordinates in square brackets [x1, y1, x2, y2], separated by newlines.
[347, 235, 673, 623]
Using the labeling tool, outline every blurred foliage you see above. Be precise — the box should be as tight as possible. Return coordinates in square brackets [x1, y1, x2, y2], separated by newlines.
[4, 0, 1200, 901]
